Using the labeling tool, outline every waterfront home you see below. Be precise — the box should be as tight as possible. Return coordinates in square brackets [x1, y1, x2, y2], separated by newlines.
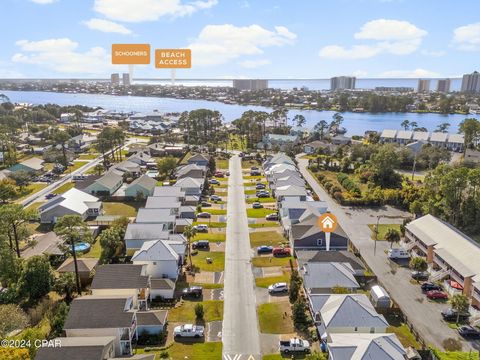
[85, 171, 123, 196]
[328, 333, 406, 360]
[300, 262, 360, 294]
[125, 175, 156, 198]
[39, 188, 102, 223]
[308, 294, 388, 339]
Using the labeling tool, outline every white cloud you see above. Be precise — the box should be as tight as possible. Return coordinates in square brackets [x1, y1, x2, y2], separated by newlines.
[12, 38, 114, 75]
[238, 59, 271, 68]
[421, 49, 446, 57]
[380, 68, 440, 78]
[83, 18, 132, 34]
[188, 24, 297, 66]
[93, 0, 217, 22]
[352, 70, 368, 77]
[30, 0, 57, 4]
[453, 23, 480, 51]
[319, 19, 427, 59]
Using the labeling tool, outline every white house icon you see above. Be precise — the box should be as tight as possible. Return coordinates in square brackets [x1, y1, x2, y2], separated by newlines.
[321, 216, 335, 229]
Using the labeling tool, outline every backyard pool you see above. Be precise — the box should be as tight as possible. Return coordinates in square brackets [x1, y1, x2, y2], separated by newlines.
[71, 242, 91, 253]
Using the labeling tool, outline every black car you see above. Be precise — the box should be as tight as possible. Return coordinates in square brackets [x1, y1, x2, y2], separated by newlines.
[421, 282, 442, 292]
[258, 193, 270, 198]
[458, 326, 480, 338]
[182, 286, 203, 298]
[192, 240, 210, 250]
[411, 271, 429, 281]
[441, 308, 471, 322]
[201, 201, 212, 207]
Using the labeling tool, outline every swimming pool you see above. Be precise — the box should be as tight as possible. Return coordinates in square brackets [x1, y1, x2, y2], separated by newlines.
[71, 242, 91, 253]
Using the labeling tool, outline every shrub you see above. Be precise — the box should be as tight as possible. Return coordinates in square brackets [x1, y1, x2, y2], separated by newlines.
[316, 173, 325, 182]
[195, 303, 204, 319]
[159, 351, 169, 359]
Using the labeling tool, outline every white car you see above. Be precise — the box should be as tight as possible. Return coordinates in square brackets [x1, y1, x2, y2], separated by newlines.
[387, 248, 410, 260]
[194, 224, 209, 233]
[268, 282, 288, 294]
[173, 324, 205, 339]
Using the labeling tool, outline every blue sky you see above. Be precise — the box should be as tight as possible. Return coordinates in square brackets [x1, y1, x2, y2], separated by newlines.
[1, 0, 480, 79]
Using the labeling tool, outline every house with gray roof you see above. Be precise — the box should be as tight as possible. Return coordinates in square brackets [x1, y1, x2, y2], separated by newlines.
[35, 336, 116, 360]
[308, 294, 388, 339]
[176, 163, 207, 179]
[300, 262, 360, 294]
[273, 184, 307, 201]
[124, 223, 172, 253]
[39, 188, 102, 223]
[145, 196, 181, 211]
[296, 250, 365, 276]
[187, 153, 210, 166]
[328, 333, 407, 360]
[91, 264, 150, 310]
[21, 231, 64, 259]
[132, 239, 182, 280]
[125, 175, 156, 199]
[279, 199, 328, 231]
[135, 208, 176, 231]
[9, 157, 44, 173]
[152, 186, 185, 202]
[84, 170, 123, 196]
[110, 160, 141, 177]
[128, 152, 152, 166]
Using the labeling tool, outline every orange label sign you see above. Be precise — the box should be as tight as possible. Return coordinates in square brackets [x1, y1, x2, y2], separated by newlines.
[317, 213, 338, 233]
[155, 49, 191, 68]
[112, 44, 150, 64]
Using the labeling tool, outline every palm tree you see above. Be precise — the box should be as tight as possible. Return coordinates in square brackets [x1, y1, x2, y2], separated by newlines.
[183, 225, 198, 270]
[401, 120, 410, 130]
[409, 257, 428, 272]
[450, 294, 469, 324]
[385, 228, 401, 248]
[54, 215, 92, 295]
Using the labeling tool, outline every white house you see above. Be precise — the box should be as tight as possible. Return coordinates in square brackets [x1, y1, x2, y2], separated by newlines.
[131, 240, 181, 280]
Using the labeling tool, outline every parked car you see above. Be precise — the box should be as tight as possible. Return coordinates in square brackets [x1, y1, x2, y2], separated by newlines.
[201, 201, 212, 207]
[197, 212, 211, 219]
[258, 193, 270, 198]
[256, 183, 266, 189]
[173, 324, 205, 339]
[182, 286, 203, 298]
[426, 290, 448, 300]
[250, 170, 261, 176]
[387, 248, 410, 260]
[252, 202, 263, 209]
[256, 190, 269, 196]
[251, 166, 259, 170]
[257, 245, 273, 254]
[421, 283, 442, 293]
[210, 195, 221, 202]
[265, 213, 279, 221]
[72, 174, 86, 181]
[192, 240, 210, 250]
[273, 247, 291, 257]
[441, 308, 471, 322]
[458, 326, 480, 339]
[209, 179, 220, 185]
[411, 271, 429, 281]
[279, 338, 310, 354]
[214, 171, 224, 177]
[45, 193, 57, 199]
[268, 282, 288, 294]
[193, 225, 209, 233]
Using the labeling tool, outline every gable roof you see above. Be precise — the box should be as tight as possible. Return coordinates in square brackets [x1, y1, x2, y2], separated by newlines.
[39, 188, 99, 215]
[131, 240, 179, 262]
[328, 333, 406, 360]
[136, 310, 168, 326]
[176, 164, 207, 177]
[301, 262, 360, 290]
[21, 231, 64, 258]
[380, 129, 397, 139]
[174, 177, 202, 188]
[35, 336, 115, 360]
[153, 186, 185, 197]
[275, 184, 307, 197]
[91, 264, 149, 290]
[64, 296, 134, 329]
[57, 257, 98, 273]
[135, 208, 176, 224]
[188, 153, 210, 162]
[20, 157, 44, 170]
[145, 196, 181, 209]
[91, 170, 123, 189]
[127, 174, 156, 191]
[124, 223, 169, 240]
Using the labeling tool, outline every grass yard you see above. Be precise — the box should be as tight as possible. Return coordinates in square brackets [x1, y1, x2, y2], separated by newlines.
[255, 271, 291, 288]
[64, 161, 89, 174]
[191, 283, 224, 289]
[214, 191, 228, 197]
[15, 183, 48, 202]
[26, 201, 44, 211]
[252, 256, 294, 268]
[243, 175, 264, 180]
[168, 300, 224, 322]
[246, 208, 277, 218]
[52, 181, 74, 194]
[246, 197, 276, 204]
[385, 314, 420, 349]
[200, 209, 227, 215]
[215, 158, 229, 169]
[258, 302, 294, 334]
[433, 352, 479, 360]
[138, 342, 223, 360]
[244, 180, 268, 186]
[193, 221, 226, 229]
[250, 231, 288, 248]
[103, 202, 143, 217]
[368, 224, 402, 241]
[191, 251, 225, 272]
[249, 223, 280, 228]
[194, 233, 226, 242]
[77, 153, 99, 160]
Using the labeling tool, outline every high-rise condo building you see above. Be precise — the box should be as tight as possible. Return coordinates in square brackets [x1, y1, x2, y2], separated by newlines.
[232, 79, 268, 90]
[436, 79, 451, 93]
[123, 73, 130, 86]
[330, 76, 356, 91]
[417, 79, 431, 93]
[461, 71, 480, 93]
[110, 73, 120, 86]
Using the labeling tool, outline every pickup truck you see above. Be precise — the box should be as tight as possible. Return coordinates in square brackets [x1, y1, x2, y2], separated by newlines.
[279, 338, 310, 354]
[173, 324, 205, 339]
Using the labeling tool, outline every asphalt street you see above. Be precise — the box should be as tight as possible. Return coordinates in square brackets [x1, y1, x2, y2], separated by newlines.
[297, 155, 475, 351]
[222, 155, 261, 360]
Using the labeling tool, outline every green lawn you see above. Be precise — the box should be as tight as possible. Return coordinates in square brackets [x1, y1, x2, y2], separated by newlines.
[255, 272, 291, 288]
[193, 221, 227, 228]
[252, 256, 294, 268]
[258, 302, 294, 334]
[193, 233, 226, 242]
[246, 197, 276, 204]
[64, 161, 89, 174]
[191, 251, 225, 272]
[137, 342, 223, 360]
[434, 352, 480, 360]
[244, 180, 268, 186]
[52, 181, 75, 194]
[215, 158, 229, 169]
[26, 201, 45, 211]
[200, 209, 227, 215]
[81, 239, 102, 258]
[246, 208, 277, 218]
[103, 202, 143, 217]
[249, 223, 279, 228]
[168, 300, 224, 322]
[214, 191, 228, 196]
[385, 314, 420, 349]
[77, 153, 99, 160]
[243, 175, 264, 180]
[250, 231, 288, 248]
[191, 283, 224, 289]
[368, 224, 402, 241]
[15, 183, 48, 202]
[244, 189, 260, 195]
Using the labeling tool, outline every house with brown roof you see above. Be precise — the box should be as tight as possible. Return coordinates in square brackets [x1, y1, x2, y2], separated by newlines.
[57, 257, 99, 285]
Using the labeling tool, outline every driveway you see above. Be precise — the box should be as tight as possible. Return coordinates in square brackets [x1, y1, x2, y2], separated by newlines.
[297, 155, 473, 351]
[222, 155, 262, 360]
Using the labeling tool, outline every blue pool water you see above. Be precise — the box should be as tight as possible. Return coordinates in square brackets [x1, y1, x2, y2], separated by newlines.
[71, 242, 91, 253]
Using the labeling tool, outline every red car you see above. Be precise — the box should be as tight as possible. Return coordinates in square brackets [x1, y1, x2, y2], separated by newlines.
[272, 247, 291, 257]
[214, 171, 224, 177]
[426, 290, 448, 300]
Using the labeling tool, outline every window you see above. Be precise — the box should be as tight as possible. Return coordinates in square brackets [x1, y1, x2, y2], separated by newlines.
[317, 238, 323, 246]
[370, 327, 375, 333]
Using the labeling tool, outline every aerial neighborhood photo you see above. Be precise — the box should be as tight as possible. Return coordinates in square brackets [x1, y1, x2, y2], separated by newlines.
[2, 0, 480, 359]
